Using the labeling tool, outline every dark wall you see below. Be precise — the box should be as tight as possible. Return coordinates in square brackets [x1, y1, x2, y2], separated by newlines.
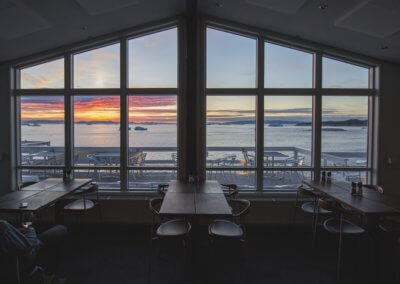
[378, 62, 400, 197]
[0, 64, 15, 196]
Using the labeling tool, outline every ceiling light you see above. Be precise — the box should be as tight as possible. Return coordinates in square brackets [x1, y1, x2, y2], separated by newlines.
[380, 45, 388, 50]
[318, 3, 327, 10]
[81, 25, 88, 31]
[216, 3, 223, 8]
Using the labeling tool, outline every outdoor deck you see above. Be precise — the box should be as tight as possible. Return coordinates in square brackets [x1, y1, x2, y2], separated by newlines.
[20, 144, 367, 190]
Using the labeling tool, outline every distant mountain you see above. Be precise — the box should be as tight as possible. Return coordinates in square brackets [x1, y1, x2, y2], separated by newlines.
[296, 119, 367, 127]
[22, 120, 63, 124]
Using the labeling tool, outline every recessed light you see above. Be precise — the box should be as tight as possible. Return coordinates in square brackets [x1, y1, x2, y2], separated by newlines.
[319, 3, 328, 10]
[81, 25, 88, 31]
[380, 45, 389, 50]
[216, 2, 223, 8]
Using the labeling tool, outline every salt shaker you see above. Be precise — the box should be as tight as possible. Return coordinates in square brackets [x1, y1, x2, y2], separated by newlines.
[357, 181, 363, 195]
[321, 171, 326, 183]
[351, 182, 357, 195]
[327, 172, 332, 184]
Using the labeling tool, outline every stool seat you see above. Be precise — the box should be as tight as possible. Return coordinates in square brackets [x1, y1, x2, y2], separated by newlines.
[323, 218, 365, 235]
[64, 199, 95, 211]
[209, 219, 244, 238]
[301, 201, 332, 214]
[156, 219, 191, 237]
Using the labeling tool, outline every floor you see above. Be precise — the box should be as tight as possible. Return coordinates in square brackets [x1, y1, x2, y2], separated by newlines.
[54, 224, 399, 284]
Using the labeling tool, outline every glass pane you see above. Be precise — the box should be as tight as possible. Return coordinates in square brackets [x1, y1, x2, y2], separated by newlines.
[129, 28, 177, 88]
[206, 96, 256, 168]
[322, 57, 369, 88]
[20, 58, 64, 89]
[20, 96, 64, 166]
[206, 170, 256, 190]
[74, 169, 120, 190]
[265, 43, 313, 88]
[74, 96, 120, 166]
[128, 96, 177, 167]
[263, 171, 311, 190]
[264, 96, 312, 167]
[73, 43, 120, 88]
[328, 171, 368, 183]
[321, 96, 368, 167]
[129, 170, 176, 190]
[20, 169, 62, 187]
[207, 28, 256, 88]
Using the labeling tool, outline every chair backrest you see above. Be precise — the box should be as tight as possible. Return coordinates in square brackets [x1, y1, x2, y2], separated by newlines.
[157, 184, 169, 196]
[230, 199, 251, 218]
[149, 198, 163, 216]
[297, 185, 316, 197]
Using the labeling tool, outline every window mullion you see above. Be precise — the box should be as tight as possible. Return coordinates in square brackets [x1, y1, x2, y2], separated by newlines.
[313, 52, 322, 181]
[120, 39, 128, 191]
[256, 37, 264, 191]
[65, 54, 73, 172]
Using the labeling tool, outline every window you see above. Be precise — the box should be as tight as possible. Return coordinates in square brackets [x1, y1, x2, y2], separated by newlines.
[73, 43, 120, 88]
[265, 43, 313, 88]
[20, 96, 65, 166]
[74, 96, 120, 166]
[128, 95, 178, 190]
[206, 28, 257, 88]
[206, 96, 256, 189]
[322, 57, 369, 89]
[16, 25, 179, 191]
[321, 96, 368, 168]
[128, 29, 178, 88]
[205, 25, 374, 191]
[20, 58, 64, 89]
[264, 96, 312, 189]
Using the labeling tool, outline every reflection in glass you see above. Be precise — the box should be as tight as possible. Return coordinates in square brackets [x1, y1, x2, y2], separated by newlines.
[20, 58, 64, 89]
[74, 169, 120, 190]
[263, 171, 311, 190]
[322, 96, 368, 168]
[128, 96, 177, 167]
[328, 171, 368, 183]
[265, 43, 313, 88]
[207, 28, 256, 88]
[129, 28, 177, 88]
[74, 96, 120, 168]
[20, 169, 62, 187]
[129, 170, 176, 190]
[206, 170, 256, 190]
[264, 96, 312, 167]
[322, 57, 369, 88]
[74, 43, 120, 88]
[20, 96, 64, 166]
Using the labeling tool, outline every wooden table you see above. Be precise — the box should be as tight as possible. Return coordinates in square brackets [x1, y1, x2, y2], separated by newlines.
[0, 178, 92, 213]
[160, 180, 232, 217]
[303, 179, 400, 217]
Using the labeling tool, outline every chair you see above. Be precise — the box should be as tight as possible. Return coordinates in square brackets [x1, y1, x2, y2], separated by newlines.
[147, 198, 191, 283]
[316, 198, 366, 280]
[63, 182, 102, 236]
[157, 183, 169, 197]
[208, 199, 250, 282]
[221, 183, 239, 201]
[293, 185, 332, 247]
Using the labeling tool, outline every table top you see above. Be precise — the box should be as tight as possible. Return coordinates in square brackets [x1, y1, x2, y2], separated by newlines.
[303, 179, 400, 216]
[160, 180, 232, 216]
[0, 178, 92, 212]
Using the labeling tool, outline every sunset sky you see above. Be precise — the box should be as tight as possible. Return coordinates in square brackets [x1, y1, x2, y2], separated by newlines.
[19, 27, 368, 123]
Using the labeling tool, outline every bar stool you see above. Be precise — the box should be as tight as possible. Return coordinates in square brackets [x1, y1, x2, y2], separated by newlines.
[147, 197, 191, 283]
[208, 199, 250, 282]
[293, 185, 331, 247]
[316, 199, 366, 280]
[63, 182, 102, 234]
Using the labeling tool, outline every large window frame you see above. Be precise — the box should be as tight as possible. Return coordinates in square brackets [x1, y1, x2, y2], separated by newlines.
[13, 21, 182, 192]
[203, 21, 376, 192]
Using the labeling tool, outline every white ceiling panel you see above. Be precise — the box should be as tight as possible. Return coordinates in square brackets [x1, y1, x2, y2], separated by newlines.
[244, 0, 308, 14]
[0, 0, 50, 40]
[335, 0, 400, 38]
[75, 0, 139, 16]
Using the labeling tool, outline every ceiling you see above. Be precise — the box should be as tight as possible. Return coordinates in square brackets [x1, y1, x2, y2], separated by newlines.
[1, 0, 400, 64]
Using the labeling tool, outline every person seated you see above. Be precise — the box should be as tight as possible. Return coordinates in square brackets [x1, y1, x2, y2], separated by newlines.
[0, 220, 67, 284]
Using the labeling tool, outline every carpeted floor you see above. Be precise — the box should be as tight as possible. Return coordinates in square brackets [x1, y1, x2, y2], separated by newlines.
[54, 224, 398, 284]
